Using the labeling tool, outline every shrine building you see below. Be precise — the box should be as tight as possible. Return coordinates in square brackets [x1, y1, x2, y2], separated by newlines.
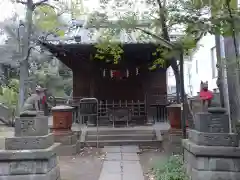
[40, 40, 170, 125]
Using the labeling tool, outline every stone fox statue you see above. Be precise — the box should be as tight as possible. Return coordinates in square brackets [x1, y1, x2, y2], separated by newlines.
[20, 88, 44, 117]
[199, 81, 213, 110]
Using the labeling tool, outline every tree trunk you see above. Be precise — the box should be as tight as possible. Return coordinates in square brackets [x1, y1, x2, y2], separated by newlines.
[215, 35, 225, 107]
[224, 37, 240, 133]
[19, 0, 33, 111]
[171, 58, 180, 103]
[156, 0, 181, 102]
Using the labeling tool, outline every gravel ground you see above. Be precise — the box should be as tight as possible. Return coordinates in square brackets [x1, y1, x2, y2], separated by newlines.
[139, 148, 170, 180]
[59, 147, 171, 180]
[59, 147, 104, 180]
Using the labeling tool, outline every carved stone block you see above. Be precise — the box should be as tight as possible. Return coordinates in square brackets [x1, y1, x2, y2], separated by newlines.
[194, 112, 229, 133]
[15, 116, 48, 137]
[188, 130, 238, 147]
[5, 134, 54, 150]
[0, 165, 60, 180]
[0, 155, 57, 175]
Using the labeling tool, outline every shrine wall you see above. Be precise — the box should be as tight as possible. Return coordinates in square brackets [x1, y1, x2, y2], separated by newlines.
[143, 69, 167, 105]
[73, 70, 91, 98]
[72, 67, 167, 102]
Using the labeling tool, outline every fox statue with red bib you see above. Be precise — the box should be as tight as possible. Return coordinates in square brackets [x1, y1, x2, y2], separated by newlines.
[199, 81, 213, 111]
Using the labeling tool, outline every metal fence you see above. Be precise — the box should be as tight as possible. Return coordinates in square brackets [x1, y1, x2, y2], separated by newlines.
[67, 96, 171, 125]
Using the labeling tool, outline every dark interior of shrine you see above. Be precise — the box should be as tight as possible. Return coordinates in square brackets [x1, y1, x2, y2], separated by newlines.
[40, 41, 169, 124]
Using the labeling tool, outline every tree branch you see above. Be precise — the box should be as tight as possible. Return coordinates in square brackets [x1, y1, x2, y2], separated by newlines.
[16, 0, 27, 5]
[156, 0, 170, 41]
[135, 27, 174, 49]
[33, 0, 48, 9]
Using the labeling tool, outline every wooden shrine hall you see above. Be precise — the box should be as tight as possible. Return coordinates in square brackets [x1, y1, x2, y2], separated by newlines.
[40, 41, 170, 125]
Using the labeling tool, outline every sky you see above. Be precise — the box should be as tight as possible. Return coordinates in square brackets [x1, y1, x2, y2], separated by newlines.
[0, 0, 100, 22]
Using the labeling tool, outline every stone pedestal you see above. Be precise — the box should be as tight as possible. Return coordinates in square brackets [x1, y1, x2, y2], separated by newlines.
[183, 107, 240, 180]
[51, 105, 80, 156]
[53, 131, 80, 156]
[0, 115, 61, 180]
[167, 128, 183, 154]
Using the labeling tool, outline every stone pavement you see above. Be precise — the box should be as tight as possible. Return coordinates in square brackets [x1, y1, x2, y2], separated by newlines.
[99, 145, 144, 180]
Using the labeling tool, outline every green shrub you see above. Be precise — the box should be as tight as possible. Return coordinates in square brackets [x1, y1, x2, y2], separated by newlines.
[154, 155, 189, 180]
[0, 86, 18, 117]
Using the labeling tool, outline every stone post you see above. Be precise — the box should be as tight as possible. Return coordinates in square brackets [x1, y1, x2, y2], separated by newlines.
[166, 104, 188, 154]
[183, 107, 240, 180]
[0, 115, 61, 180]
[167, 128, 184, 154]
[51, 105, 80, 156]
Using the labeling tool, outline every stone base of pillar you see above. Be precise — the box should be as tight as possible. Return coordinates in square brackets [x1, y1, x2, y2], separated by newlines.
[183, 139, 240, 180]
[0, 146, 61, 180]
[183, 108, 240, 180]
[1, 116, 61, 180]
[53, 131, 81, 156]
[167, 128, 183, 154]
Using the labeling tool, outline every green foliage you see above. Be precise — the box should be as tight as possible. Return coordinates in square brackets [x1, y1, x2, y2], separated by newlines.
[154, 155, 189, 180]
[63, 79, 73, 96]
[95, 41, 124, 64]
[8, 79, 19, 93]
[33, 4, 65, 36]
[34, 62, 72, 97]
[91, 0, 210, 68]
[150, 46, 169, 70]
[0, 79, 19, 115]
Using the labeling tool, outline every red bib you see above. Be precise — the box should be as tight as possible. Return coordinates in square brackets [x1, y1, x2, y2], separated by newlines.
[200, 90, 213, 100]
[42, 96, 47, 104]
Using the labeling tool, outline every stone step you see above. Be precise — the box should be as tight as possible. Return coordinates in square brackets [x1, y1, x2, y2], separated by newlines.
[87, 129, 155, 135]
[86, 133, 155, 141]
[83, 139, 162, 148]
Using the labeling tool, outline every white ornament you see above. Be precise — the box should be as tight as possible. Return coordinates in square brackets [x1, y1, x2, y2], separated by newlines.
[110, 70, 113, 78]
[103, 69, 106, 77]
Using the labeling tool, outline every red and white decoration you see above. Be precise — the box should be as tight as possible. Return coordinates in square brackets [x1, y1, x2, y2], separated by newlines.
[126, 69, 129, 78]
[103, 69, 106, 77]
[102, 68, 140, 78]
[136, 67, 139, 75]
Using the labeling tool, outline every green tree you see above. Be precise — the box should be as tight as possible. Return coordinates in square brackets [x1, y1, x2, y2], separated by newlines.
[81, 0, 240, 101]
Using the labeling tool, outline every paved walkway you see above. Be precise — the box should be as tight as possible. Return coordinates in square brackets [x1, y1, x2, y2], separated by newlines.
[99, 145, 144, 180]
